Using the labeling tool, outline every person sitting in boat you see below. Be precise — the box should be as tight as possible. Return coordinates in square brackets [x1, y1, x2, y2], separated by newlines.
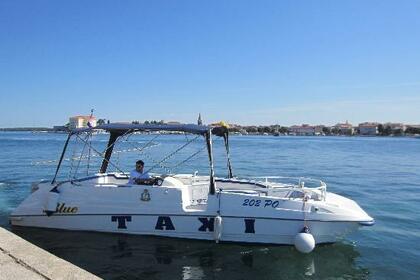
[128, 160, 151, 185]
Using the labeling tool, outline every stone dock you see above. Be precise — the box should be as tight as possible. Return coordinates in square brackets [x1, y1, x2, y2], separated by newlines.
[0, 227, 100, 280]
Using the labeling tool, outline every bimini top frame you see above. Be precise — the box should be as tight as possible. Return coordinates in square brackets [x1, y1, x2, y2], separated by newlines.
[72, 123, 210, 135]
[52, 123, 231, 195]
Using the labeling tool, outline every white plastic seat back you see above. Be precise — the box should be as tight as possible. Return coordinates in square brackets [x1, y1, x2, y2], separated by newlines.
[161, 176, 184, 187]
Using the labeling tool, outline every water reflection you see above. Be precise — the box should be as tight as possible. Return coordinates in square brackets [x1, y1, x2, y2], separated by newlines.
[12, 227, 369, 280]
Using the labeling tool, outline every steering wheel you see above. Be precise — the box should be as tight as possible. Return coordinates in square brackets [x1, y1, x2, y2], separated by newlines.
[154, 177, 164, 186]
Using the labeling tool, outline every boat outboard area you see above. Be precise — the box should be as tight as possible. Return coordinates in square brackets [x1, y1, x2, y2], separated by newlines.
[10, 123, 374, 253]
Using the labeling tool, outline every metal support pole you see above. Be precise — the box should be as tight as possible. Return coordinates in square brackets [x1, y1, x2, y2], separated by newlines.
[223, 132, 233, 178]
[206, 130, 216, 195]
[51, 133, 72, 184]
[100, 132, 121, 173]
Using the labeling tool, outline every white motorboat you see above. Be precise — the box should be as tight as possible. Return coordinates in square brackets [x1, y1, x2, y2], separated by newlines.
[10, 123, 374, 253]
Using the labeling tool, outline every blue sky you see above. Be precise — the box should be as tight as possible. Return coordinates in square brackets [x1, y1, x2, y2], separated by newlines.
[1, 0, 419, 127]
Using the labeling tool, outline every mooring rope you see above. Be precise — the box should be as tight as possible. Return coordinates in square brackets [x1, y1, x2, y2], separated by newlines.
[73, 133, 126, 174]
[145, 134, 201, 174]
[169, 145, 207, 173]
[73, 132, 92, 178]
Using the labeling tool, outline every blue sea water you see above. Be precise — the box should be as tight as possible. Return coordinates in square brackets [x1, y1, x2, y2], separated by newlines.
[0, 132, 419, 279]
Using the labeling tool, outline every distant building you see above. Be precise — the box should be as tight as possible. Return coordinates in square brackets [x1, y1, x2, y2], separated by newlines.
[334, 121, 354, 135]
[314, 125, 325, 135]
[406, 124, 420, 129]
[197, 113, 203, 125]
[383, 122, 406, 133]
[69, 115, 97, 129]
[358, 122, 379, 135]
[405, 124, 420, 135]
[288, 124, 315, 136]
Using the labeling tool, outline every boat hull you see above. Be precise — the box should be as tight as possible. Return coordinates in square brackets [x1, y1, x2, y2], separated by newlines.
[10, 213, 360, 245]
[10, 176, 372, 246]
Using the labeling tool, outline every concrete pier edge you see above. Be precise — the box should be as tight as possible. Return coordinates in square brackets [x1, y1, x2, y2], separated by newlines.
[0, 227, 101, 280]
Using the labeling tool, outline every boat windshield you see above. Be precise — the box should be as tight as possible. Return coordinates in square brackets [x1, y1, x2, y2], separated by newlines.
[38, 124, 232, 191]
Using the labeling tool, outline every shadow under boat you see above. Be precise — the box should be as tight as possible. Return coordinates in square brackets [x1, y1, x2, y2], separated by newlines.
[12, 227, 370, 280]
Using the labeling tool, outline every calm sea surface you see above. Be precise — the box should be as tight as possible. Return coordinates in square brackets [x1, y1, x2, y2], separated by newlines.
[0, 132, 419, 279]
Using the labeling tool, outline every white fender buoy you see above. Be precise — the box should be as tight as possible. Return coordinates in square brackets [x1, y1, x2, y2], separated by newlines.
[213, 215, 223, 243]
[44, 191, 59, 216]
[294, 227, 315, 253]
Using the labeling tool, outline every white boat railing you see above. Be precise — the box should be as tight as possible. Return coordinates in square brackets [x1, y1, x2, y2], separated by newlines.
[248, 176, 327, 201]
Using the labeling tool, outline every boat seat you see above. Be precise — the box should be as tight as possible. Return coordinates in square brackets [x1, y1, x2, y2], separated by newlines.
[161, 176, 184, 187]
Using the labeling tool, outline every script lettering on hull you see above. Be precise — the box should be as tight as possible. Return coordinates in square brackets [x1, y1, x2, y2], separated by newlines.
[56, 203, 78, 214]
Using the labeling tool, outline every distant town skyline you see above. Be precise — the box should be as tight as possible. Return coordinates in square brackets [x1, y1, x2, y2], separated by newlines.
[1, 1, 420, 128]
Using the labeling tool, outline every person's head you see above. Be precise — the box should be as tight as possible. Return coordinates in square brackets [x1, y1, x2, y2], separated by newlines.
[135, 160, 144, 172]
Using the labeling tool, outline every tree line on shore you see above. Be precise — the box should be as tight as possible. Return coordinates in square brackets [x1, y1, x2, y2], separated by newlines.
[228, 124, 420, 136]
[93, 119, 420, 136]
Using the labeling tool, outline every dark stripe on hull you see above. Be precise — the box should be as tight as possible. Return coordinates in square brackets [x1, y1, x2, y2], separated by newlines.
[10, 213, 365, 223]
